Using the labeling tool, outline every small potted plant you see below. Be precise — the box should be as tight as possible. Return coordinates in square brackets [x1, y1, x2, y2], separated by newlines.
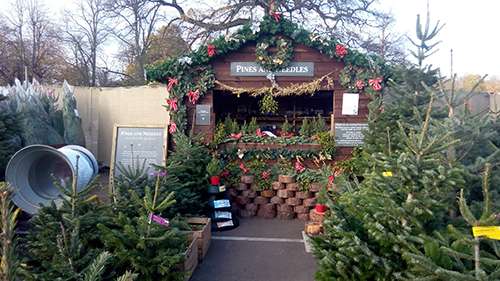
[206, 157, 223, 186]
[257, 168, 275, 197]
[276, 158, 295, 184]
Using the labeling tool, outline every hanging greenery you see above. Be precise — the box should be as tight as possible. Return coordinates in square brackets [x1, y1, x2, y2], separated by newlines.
[147, 15, 389, 136]
[259, 94, 279, 114]
[255, 36, 294, 72]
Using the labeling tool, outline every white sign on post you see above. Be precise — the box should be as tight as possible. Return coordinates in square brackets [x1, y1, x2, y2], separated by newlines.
[341, 93, 359, 115]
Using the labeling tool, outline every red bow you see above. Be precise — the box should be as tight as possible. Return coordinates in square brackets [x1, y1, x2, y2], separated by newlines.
[355, 80, 366, 90]
[239, 162, 250, 174]
[335, 44, 348, 58]
[187, 89, 200, 105]
[167, 77, 178, 91]
[328, 175, 335, 186]
[165, 98, 178, 111]
[368, 77, 383, 91]
[207, 44, 216, 57]
[230, 132, 242, 140]
[221, 170, 230, 178]
[169, 122, 177, 134]
[261, 171, 271, 180]
[271, 12, 281, 22]
[256, 128, 266, 137]
[294, 161, 305, 173]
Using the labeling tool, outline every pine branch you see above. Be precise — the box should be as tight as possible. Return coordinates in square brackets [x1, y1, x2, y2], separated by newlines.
[116, 271, 138, 281]
[82, 251, 111, 281]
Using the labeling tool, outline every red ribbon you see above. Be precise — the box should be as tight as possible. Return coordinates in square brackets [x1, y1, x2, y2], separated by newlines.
[187, 89, 200, 105]
[335, 44, 348, 58]
[294, 161, 305, 173]
[165, 98, 178, 111]
[271, 12, 281, 22]
[368, 77, 383, 91]
[230, 132, 242, 140]
[207, 44, 216, 57]
[167, 77, 178, 91]
[169, 122, 177, 134]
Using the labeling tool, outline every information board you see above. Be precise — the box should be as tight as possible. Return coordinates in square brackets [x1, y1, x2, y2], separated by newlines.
[196, 105, 211, 125]
[335, 123, 368, 147]
[110, 125, 167, 181]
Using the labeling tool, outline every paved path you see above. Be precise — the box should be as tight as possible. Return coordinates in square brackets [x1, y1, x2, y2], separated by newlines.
[191, 218, 317, 281]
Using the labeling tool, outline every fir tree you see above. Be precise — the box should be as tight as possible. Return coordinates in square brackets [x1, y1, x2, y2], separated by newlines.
[403, 163, 500, 280]
[0, 96, 21, 179]
[23, 165, 115, 281]
[0, 182, 20, 281]
[281, 116, 292, 135]
[98, 174, 187, 281]
[299, 118, 312, 137]
[313, 113, 326, 135]
[161, 134, 210, 216]
[313, 95, 466, 280]
[248, 117, 258, 133]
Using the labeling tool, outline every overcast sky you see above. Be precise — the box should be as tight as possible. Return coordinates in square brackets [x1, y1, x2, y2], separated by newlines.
[380, 0, 499, 78]
[1, 0, 499, 78]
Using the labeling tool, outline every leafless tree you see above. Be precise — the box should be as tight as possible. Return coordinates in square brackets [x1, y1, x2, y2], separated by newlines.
[63, 0, 111, 86]
[106, 0, 164, 85]
[359, 15, 407, 64]
[0, 0, 66, 84]
[151, 0, 389, 47]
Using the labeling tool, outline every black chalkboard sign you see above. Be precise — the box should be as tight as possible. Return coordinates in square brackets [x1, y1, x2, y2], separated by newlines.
[109, 125, 168, 188]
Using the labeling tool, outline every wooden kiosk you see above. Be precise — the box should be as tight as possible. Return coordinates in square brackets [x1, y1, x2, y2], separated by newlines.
[147, 15, 385, 220]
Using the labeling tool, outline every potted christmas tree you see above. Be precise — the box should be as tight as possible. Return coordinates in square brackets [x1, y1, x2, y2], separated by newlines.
[315, 168, 335, 213]
[277, 158, 295, 184]
[315, 186, 328, 213]
[206, 157, 223, 186]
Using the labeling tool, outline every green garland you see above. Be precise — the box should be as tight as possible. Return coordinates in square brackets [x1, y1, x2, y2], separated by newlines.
[220, 146, 320, 161]
[147, 15, 390, 136]
[255, 36, 294, 72]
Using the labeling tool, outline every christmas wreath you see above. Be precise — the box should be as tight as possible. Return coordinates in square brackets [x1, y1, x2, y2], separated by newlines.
[255, 36, 293, 72]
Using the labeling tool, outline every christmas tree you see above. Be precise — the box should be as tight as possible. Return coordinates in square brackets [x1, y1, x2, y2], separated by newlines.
[0, 95, 21, 179]
[313, 6, 500, 280]
[160, 134, 210, 216]
[403, 163, 500, 280]
[23, 171, 115, 281]
[98, 175, 187, 281]
[313, 94, 465, 280]
[0, 182, 20, 281]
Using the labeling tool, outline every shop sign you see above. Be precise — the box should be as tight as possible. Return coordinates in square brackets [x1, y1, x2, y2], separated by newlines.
[230, 62, 314, 76]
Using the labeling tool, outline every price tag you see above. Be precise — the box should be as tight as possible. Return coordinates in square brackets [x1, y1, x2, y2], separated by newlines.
[148, 213, 169, 227]
[472, 226, 500, 240]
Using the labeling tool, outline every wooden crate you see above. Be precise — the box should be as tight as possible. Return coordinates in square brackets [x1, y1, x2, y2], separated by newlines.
[187, 217, 212, 261]
[181, 235, 199, 281]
